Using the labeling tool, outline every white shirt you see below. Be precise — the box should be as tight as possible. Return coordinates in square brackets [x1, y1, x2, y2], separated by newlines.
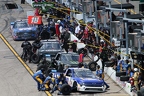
[75, 26, 80, 34]
[59, 26, 63, 33]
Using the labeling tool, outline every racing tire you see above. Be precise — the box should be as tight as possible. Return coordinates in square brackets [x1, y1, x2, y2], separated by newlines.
[31, 54, 40, 64]
[120, 76, 130, 81]
[60, 84, 71, 95]
[88, 61, 97, 71]
[116, 71, 126, 77]
[72, 81, 77, 92]
[105, 61, 114, 67]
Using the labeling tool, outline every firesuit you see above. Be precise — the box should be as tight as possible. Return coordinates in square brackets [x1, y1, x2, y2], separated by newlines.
[21, 39, 32, 62]
[41, 73, 55, 91]
[51, 73, 67, 95]
[32, 38, 43, 53]
[32, 69, 45, 91]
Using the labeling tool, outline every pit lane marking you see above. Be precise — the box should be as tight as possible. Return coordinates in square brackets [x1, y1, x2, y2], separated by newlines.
[0, 34, 52, 96]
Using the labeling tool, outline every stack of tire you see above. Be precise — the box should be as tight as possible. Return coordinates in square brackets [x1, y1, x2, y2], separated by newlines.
[116, 71, 130, 82]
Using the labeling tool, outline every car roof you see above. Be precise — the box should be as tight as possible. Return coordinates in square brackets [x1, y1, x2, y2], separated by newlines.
[41, 39, 59, 42]
[58, 52, 79, 55]
[68, 68, 90, 70]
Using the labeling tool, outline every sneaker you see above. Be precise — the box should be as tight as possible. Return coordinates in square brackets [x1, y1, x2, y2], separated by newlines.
[106, 86, 110, 89]
[57, 92, 62, 95]
[50, 90, 54, 93]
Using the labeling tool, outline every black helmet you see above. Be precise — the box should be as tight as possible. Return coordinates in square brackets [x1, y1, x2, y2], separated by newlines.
[49, 72, 53, 78]
[25, 38, 28, 42]
[97, 65, 100, 69]
[41, 68, 45, 73]
[60, 73, 64, 78]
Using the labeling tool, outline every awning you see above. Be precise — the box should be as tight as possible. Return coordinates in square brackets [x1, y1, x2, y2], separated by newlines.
[117, 14, 144, 19]
[106, 3, 134, 9]
[131, 25, 143, 30]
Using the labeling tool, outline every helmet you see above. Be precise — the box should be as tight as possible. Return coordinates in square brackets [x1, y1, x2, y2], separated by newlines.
[24, 38, 28, 42]
[41, 68, 45, 73]
[47, 77, 51, 80]
[57, 20, 61, 23]
[97, 65, 100, 69]
[134, 68, 138, 72]
[49, 72, 53, 78]
[60, 73, 64, 78]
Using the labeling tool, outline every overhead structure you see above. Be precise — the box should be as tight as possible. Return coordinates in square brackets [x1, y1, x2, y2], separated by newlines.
[117, 14, 144, 19]
[105, 3, 134, 9]
[123, 18, 144, 56]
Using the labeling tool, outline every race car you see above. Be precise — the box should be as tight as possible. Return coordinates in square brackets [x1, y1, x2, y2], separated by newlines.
[52, 52, 82, 68]
[53, 68, 105, 93]
[10, 19, 38, 41]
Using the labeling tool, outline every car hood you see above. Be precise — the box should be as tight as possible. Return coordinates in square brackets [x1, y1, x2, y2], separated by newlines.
[38, 50, 63, 55]
[14, 27, 36, 32]
[75, 77, 104, 86]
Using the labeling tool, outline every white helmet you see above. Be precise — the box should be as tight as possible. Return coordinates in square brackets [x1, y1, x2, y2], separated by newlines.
[57, 20, 61, 23]
[134, 68, 138, 72]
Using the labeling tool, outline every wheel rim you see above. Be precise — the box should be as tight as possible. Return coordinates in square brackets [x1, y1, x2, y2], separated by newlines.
[90, 63, 95, 69]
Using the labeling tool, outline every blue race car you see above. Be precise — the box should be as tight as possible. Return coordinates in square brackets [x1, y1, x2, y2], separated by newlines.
[10, 20, 39, 41]
[53, 68, 105, 93]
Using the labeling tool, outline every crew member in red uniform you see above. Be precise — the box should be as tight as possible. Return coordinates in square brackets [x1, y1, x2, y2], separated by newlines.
[55, 20, 61, 40]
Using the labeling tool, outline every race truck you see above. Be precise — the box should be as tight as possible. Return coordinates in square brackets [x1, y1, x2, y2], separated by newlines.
[33, 39, 63, 63]
[36, 51, 86, 74]
[52, 68, 105, 93]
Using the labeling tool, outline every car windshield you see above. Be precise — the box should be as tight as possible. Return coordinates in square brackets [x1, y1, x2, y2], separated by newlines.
[14, 21, 28, 28]
[74, 69, 96, 78]
[44, 42, 61, 50]
[61, 54, 79, 61]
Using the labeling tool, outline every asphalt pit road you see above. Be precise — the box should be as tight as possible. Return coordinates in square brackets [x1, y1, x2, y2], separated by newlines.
[5, 3, 18, 9]
[3, 55, 15, 59]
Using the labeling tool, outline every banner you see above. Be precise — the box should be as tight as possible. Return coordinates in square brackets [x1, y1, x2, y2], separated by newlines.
[28, 16, 42, 24]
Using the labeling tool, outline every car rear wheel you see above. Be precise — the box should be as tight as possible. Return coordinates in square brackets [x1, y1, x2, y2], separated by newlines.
[60, 84, 71, 95]
[72, 81, 77, 92]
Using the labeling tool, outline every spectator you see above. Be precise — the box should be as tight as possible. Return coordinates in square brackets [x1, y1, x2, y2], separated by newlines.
[75, 23, 80, 37]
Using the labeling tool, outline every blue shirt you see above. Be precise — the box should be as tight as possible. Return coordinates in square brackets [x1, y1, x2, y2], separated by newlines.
[96, 69, 102, 78]
[33, 70, 44, 79]
[55, 77, 67, 85]
[43, 76, 53, 84]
